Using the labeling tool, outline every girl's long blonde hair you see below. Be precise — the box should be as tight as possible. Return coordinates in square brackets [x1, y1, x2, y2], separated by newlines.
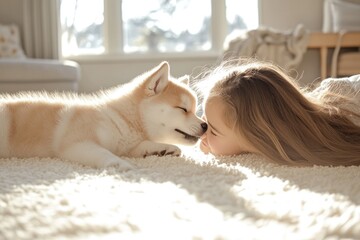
[199, 59, 360, 166]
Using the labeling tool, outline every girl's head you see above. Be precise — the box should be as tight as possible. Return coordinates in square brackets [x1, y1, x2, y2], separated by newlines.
[198, 59, 360, 166]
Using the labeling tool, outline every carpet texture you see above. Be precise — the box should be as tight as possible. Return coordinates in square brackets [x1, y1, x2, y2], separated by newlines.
[1, 75, 359, 239]
[1, 147, 360, 240]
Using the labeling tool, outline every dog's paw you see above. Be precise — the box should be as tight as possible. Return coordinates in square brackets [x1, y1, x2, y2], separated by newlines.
[103, 157, 135, 171]
[144, 145, 181, 157]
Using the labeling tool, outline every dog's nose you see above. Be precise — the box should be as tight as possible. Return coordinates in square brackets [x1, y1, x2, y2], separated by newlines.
[201, 122, 208, 132]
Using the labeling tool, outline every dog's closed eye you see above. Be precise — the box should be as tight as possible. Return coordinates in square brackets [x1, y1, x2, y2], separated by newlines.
[176, 106, 187, 113]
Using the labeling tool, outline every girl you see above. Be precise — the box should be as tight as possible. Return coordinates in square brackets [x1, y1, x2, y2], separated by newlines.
[197, 59, 360, 166]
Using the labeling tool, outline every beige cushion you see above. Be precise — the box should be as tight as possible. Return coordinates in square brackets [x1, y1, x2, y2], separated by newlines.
[0, 24, 26, 58]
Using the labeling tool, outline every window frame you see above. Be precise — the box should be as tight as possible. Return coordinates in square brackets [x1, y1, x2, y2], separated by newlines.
[59, 0, 258, 61]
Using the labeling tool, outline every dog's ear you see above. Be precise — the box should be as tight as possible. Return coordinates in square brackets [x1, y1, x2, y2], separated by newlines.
[178, 75, 189, 85]
[145, 61, 169, 96]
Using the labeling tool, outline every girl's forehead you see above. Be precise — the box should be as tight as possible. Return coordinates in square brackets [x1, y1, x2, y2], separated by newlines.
[204, 96, 224, 111]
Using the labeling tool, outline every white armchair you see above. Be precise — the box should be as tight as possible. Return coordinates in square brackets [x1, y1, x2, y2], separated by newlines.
[0, 23, 79, 94]
[0, 58, 80, 94]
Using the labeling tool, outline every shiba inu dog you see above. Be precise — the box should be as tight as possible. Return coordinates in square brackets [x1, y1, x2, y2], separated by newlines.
[0, 61, 207, 170]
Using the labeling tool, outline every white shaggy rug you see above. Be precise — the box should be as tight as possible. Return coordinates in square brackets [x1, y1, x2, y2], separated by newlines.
[1, 147, 360, 240]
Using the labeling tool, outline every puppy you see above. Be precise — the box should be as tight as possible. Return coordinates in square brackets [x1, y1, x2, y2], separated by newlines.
[0, 61, 207, 170]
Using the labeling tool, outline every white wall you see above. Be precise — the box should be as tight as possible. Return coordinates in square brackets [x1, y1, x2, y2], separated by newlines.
[0, 0, 23, 27]
[260, 0, 325, 86]
[0, 0, 326, 93]
[76, 56, 219, 92]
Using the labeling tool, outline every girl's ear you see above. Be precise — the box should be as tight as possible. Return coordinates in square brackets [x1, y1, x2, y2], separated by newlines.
[144, 61, 170, 96]
[178, 75, 189, 85]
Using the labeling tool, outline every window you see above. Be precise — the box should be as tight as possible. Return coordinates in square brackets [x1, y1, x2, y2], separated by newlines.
[59, 0, 258, 57]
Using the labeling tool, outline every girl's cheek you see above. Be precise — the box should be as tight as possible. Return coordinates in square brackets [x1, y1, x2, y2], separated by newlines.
[207, 136, 222, 155]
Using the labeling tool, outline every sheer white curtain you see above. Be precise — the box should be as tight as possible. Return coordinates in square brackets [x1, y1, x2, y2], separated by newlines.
[22, 0, 59, 59]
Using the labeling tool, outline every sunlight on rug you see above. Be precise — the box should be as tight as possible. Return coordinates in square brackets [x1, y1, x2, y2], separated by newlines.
[1, 147, 360, 239]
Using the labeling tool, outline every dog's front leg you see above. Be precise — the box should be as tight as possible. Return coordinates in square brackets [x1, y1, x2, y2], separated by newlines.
[59, 141, 134, 170]
[130, 140, 181, 158]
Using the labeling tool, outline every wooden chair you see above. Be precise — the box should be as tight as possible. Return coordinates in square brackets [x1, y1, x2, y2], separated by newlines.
[308, 32, 360, 79]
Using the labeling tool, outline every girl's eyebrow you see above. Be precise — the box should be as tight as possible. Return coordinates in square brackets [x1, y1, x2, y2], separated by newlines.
[208, 121, 224, 136]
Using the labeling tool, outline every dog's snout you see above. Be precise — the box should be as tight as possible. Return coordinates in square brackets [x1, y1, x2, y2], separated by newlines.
[201, 122, 208, 132]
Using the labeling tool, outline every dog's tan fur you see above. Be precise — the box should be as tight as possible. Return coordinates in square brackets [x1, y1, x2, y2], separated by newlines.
[0, 62, 206, 170]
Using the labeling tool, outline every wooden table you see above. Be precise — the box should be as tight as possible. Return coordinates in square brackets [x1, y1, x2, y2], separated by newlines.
[307, 32, 360, 79]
